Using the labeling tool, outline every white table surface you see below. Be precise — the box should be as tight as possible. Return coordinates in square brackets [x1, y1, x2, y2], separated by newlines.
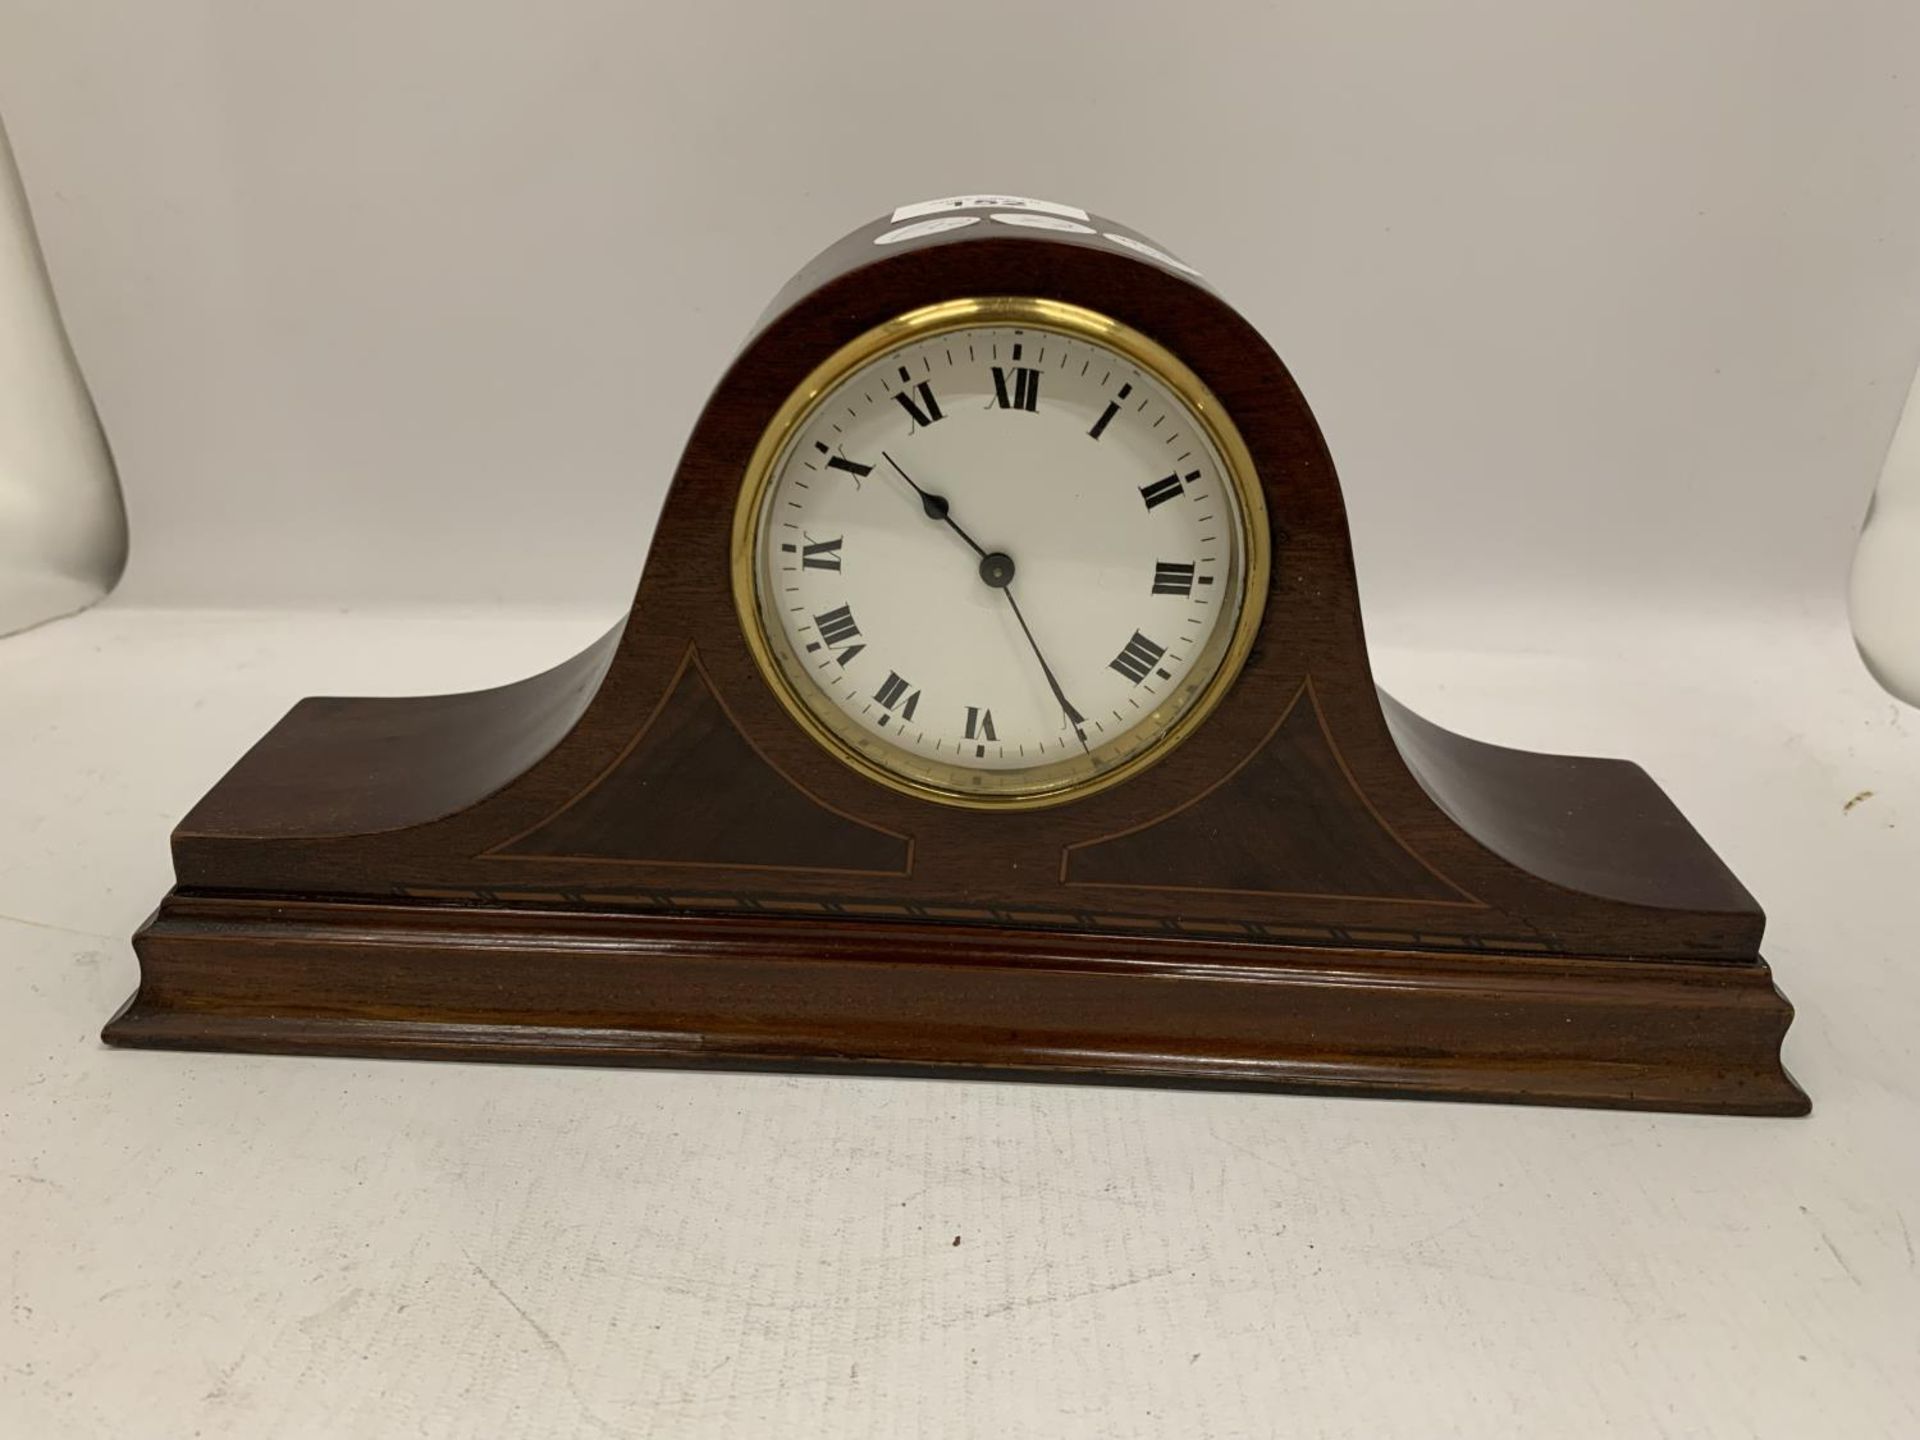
[2, 601, 1915, 1439]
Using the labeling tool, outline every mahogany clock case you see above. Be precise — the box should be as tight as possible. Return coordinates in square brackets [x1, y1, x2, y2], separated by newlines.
[104, 203, 1807, 1117]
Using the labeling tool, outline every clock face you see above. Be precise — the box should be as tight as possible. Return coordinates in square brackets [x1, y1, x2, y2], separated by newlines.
[734, 299, 1267, 807]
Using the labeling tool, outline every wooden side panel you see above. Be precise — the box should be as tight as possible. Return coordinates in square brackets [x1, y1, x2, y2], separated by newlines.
[1382, 689, 1762, 924]
[1065, 681, 1472, 903]
[493, 649, 909, 875]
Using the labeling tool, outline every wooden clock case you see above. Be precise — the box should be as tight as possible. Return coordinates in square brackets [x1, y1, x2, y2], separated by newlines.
[105, 205, 1808, 1116]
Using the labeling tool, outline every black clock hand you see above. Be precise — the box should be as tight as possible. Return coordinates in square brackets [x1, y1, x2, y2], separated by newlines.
[879, 451, 1088, 749]
[881, 451, 990, 559]
[1002, 585, 1091, 751]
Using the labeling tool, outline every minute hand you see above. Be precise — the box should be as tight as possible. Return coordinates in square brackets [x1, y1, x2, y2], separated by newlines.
[1002, 586, 1090, 752]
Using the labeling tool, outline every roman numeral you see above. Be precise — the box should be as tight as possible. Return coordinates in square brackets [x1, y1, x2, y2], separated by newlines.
[1139, 468, 1199, 510]
[815, 604, 860, 646]
[1088, 382, 1132, 440]
[800, 535, 844, 571]
[812, 604, 865, 666]
[1152, 560, 1196, 596]
[814, 442, 874, 479]
[991, 365, 1040, 411]
[964, 704, 997, 757]
[892, 366, 944, 429]
[1109, 631, 1167, 685]
[873, 670, 920, 723]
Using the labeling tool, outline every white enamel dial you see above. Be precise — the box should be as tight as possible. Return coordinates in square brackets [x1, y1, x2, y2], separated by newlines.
[737, 301, 1265, 806]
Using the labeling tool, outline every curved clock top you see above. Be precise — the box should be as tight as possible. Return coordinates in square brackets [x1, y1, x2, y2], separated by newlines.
[167, 193, 1769, 969]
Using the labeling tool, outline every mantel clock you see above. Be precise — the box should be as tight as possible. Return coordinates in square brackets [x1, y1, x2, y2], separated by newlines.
[105, 195, 1807, 1116]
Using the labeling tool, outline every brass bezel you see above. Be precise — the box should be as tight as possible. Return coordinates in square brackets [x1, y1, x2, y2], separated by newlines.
[730, 297, 1270, 810]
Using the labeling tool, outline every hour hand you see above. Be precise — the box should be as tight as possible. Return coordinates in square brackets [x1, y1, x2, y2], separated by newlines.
[881, 450, 945, 517]
[881, 451, 986, 556]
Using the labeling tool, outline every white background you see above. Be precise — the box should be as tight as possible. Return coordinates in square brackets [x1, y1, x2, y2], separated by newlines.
[0, 1, 1914, 621]
[2, 3, 1918, 1437]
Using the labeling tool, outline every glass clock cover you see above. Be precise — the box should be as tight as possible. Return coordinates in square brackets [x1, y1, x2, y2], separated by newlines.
[735, 299, 1268, 807]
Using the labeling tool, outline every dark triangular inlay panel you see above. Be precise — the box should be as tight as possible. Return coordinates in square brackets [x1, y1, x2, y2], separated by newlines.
[494, 650, 909, 874]
[1064, 682, 1472, 904]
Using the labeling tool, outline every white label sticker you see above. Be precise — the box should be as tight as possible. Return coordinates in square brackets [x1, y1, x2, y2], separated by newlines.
[1102, 231, 1204, 278]
[891, 194, 1089, 224]
[873, 215, 982, 245]
[990, 212, 1096, 234]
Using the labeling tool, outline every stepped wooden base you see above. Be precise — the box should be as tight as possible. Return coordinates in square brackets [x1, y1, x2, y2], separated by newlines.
[106, 892, 1808, 1116]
